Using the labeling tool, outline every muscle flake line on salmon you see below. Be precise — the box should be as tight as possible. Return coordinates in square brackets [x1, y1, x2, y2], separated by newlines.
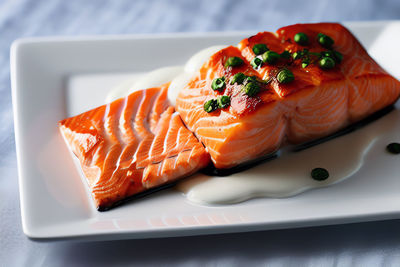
[59, 84, 210, 210]
[59, 23, 400, 210]
[176, 23, 400, 168]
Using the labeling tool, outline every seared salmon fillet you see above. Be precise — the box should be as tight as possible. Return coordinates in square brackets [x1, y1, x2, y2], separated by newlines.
[60, 23, 400, 209]
[175, 23, 400, 169]
[59, 84, 210, 210]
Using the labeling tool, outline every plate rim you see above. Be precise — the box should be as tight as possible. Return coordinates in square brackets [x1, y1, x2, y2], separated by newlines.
[11, 20, 400, 241]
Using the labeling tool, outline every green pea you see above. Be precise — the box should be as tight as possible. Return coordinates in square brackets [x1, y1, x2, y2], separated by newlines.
[294, 32, 309, 46]
[225, 57, 244, 68]
[277, 69, 294, 84]
[317, 33, 334, 48]
[243, 82, 260, 97]
[203, 99, 219, 113]
[250, 57, 263, 69]
[387, 143, 400, 154]
[262, 51, 280, 64]
[211, 77, 226, 91]
[311, 168, 329, 181]
[252, 43, 269, 55]
[245, 75, 258, 83]
[319, 57, 335, 69]
[230, 72, 247, 85]
[218, 95, 231, 109]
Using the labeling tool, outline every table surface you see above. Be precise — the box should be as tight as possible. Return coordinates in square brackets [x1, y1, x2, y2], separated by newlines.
[2, 0, 400, 266]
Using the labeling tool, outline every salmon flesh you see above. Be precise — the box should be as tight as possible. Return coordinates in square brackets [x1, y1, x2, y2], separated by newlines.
[59, 23, 400, 210]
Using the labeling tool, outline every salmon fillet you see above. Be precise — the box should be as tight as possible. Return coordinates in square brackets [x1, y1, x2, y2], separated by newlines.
[60, 23, 400, 209]
[175, 23, 400, 169]
[59, 84, 210, 210]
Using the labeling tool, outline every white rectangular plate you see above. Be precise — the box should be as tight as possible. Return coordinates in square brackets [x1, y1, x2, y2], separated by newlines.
[11, 21, 400, 241]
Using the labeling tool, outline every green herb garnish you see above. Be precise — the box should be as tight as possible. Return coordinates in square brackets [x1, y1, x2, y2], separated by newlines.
[294, 32, 309, 46]
[302, 57, 310, 68]
[218, 95, 231, 109]
[317, 33, 334, 48]
[250, 57, 263, 69]
[387, 143, 400, 154]
[292, 51, 302, 60]
[225, 57, 244, 68]
[262, 51, 280, 64]
[211, 77, 226, 91]
[252, 43, 269, 55]
[203, 99, 219, 113]
[311, 168, 329, 181]
[245, 75, 258, 83]
[243, 82, 260, 97]
[230, 72, 247, 85]
[319, 57, 335, 69]
[277, 69, 294, 84]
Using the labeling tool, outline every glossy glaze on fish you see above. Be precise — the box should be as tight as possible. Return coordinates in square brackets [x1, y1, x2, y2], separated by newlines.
[175, 23, 400, 168]
[59, 84, 210, 210]
[59, 23, 400, 209]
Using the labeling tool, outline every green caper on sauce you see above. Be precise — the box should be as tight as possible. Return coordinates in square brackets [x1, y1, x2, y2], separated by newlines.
[311, 168, 329, 181]
[387, 143, 400, 154]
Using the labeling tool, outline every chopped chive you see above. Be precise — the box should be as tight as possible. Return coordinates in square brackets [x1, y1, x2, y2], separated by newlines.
[292, 51, 301, 60]
[311, 168, 329, 181]
[302, 59, 310, 68]
[225, 57, 244, 68]
[320, 51, 334, 58]
[252, 43, 269, 55]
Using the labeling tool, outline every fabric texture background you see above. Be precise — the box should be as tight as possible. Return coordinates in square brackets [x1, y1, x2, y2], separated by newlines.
[1, 0, 400, 266]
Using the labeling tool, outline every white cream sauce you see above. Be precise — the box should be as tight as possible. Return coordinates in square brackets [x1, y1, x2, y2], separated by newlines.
[105, 45, 227, 104]
[104, 44, 398, 206]
[176, 109, 399, 205]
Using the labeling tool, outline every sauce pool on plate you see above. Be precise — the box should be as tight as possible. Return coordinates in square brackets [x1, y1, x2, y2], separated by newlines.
[103, 45, 400, 206]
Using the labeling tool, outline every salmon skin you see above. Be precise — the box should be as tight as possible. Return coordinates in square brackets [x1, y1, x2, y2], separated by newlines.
[59, 84, 210, 210]
[59, 23, 400, 210]
[175, 23, 400, 169]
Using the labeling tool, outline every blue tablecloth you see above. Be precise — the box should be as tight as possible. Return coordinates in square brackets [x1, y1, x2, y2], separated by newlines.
[1, 0, 400, 266]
